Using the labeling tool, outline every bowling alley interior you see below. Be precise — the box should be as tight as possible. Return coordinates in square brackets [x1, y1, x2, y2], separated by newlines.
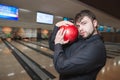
[0, 0, 120, 80]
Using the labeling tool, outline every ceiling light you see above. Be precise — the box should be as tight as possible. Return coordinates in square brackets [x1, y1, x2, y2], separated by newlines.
[55, 16, 63, 19]
[19, 8, 31, 12]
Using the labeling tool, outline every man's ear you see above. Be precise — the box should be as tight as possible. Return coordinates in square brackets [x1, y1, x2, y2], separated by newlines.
[93, 20, 98, 28]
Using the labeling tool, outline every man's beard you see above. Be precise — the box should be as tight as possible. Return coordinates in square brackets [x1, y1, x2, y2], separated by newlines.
[82, 30, 95, 40]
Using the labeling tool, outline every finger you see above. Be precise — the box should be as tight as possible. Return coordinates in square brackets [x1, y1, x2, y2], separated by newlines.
[62, 29, 66, 37]
[56, 28, 64, 39]
[59, 28, 64, 35]
[64, 21, 74, 25]
[63, 40, 69, 44]
[57, 28, 63, 36]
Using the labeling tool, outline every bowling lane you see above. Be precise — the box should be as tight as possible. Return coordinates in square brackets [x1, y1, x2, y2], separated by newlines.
[97, 57, 120, 80]
[0, 40, 31, 80]
[20, 40, 120, 80]
[25, 40, 49, 48]
[105, 42, 120, 51]
[97, 43, 120, 80]
[105, 43, 120, 58]
[11, 41, 59, 80]
[18, 40, 54, 56]
[12, 40, 120, 80]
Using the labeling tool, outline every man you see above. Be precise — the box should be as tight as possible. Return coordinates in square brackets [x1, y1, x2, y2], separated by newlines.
[49, 10, 106, 80]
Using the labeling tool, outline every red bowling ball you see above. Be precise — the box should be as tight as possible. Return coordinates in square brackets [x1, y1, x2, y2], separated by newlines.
[59, 25, 78, 43]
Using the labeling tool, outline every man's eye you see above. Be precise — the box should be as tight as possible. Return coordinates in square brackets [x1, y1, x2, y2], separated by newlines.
[76, 25, 80, 28]
[81, 22, 86, 25]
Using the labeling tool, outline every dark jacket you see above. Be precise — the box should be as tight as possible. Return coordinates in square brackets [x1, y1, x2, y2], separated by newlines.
[49, 26, 106, 80]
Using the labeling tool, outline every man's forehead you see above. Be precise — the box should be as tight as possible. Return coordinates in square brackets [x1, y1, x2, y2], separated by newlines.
[76, 16, 90, 23]
[81, 16, 90, 21]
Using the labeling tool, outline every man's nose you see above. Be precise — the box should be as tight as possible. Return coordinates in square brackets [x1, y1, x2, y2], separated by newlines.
[78, 26, 82, 31]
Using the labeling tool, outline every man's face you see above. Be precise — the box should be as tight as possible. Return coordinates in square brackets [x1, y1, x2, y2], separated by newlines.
[75, 16, 97, 38]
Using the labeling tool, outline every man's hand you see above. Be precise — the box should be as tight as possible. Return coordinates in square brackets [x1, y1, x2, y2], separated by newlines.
[55, 28, 69, 45]
[55, 21, 74, 27]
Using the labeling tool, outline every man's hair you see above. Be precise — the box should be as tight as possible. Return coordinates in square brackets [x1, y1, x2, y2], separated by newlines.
[74, 10, 97, 23]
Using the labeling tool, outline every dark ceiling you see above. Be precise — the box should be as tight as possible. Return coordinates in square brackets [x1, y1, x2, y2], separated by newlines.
[78, 0, 120, 20]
